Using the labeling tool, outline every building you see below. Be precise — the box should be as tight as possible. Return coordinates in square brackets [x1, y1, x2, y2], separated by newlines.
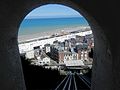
[44, 44, 51, 53]
[25, 50, 34, 59]
[38, 57, 51, 66]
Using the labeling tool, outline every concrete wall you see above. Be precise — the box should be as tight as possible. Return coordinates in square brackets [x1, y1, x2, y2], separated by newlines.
[0, 0, 119, 90]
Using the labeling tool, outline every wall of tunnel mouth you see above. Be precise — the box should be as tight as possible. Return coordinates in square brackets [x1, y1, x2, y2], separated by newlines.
[0, 0, 114, 90]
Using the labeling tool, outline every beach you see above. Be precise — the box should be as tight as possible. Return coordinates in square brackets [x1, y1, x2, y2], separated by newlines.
[18, 26, 90, 43]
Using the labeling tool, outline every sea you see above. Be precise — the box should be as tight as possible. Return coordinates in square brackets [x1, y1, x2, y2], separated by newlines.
[18, 17, 89, 36]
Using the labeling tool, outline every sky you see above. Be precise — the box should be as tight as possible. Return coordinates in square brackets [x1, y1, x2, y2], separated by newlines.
[25, 4, 82, 19]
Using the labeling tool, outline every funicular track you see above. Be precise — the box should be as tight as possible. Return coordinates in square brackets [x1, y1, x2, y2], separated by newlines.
[55, 72, 91, 90]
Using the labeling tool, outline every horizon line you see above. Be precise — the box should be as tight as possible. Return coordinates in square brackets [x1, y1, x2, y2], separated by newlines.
[25, 15, 83, 19]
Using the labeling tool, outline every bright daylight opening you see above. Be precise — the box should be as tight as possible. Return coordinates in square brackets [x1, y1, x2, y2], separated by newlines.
[18, 4, 94, 90]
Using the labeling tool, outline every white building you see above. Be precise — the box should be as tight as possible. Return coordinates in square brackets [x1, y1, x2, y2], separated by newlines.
[44, 44, 51, 53]
[38, 57, 51, 65]
[25, 50, 34, 59]
[81, 50, 89, 61]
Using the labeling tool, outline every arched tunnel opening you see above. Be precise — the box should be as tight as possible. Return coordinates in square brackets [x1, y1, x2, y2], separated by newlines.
[0, 0, 116, 90]
[18, 4, 94, 90]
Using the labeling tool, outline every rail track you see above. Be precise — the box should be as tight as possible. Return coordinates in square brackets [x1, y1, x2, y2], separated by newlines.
[55, 72, 91, 90]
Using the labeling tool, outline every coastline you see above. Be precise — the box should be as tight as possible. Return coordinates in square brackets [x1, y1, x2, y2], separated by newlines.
[18, 26, 90, 43]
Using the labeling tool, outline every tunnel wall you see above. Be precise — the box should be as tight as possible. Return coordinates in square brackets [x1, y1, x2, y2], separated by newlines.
[0, 0, 119, 90]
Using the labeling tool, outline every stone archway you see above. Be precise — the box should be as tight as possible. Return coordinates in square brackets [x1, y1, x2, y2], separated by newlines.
[18, 1, 112, 90]
[0, 0, 116, 90]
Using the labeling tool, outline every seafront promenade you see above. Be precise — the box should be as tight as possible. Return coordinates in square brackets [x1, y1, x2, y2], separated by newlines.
[18, 27, 92, 54]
